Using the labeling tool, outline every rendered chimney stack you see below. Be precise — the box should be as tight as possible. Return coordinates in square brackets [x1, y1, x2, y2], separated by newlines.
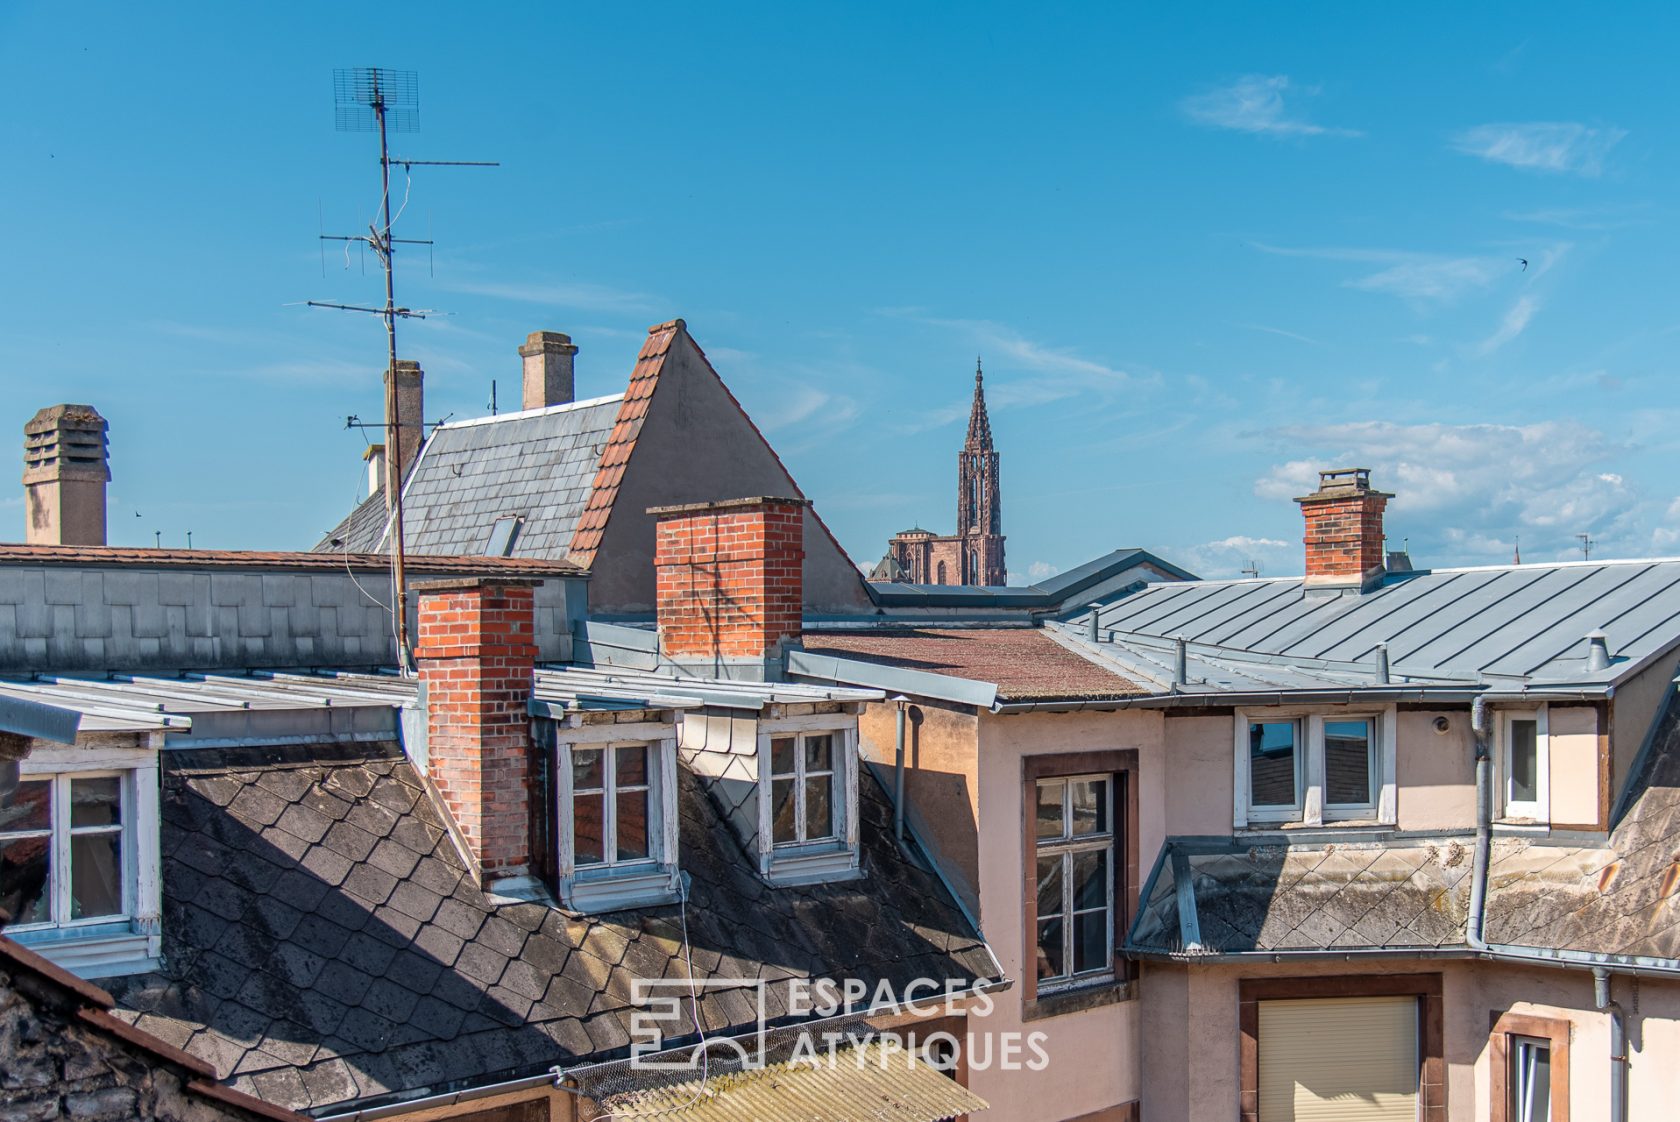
[414, 577, 539, 884]
[519, 331, 578, 410]
[385, 359, 424, 505]
[23, 404, 110, 546]
[1296, 467, 1394, 592]
[650, 497, 807, 674]
[363, 444, 386, 499]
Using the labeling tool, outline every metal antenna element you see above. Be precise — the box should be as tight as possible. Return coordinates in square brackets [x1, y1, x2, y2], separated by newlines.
[301, 67, 498, 670]
[1577, 532, 1595, 562]
[1240, 560, 1261, 578]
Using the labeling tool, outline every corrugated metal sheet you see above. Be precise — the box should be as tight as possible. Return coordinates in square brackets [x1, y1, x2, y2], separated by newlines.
[1077, 558, 1680, 688]
[534, 665, 882, 713]
[598, 1040, 987, 1121]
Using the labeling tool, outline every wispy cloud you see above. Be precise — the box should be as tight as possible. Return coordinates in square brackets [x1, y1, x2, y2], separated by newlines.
[756, 383, 862, 433]
[1474, 295, 1540, 356]
[1253, 419, 1643, 562]
[1177, 535, 1293, 579]
[1250, 242, 1504, 302]
[1240, 323, 1325, 346]
[1181, 75, 1361, 138]
[439, 278, 657, 315]
[1450, 122, 1626, 176]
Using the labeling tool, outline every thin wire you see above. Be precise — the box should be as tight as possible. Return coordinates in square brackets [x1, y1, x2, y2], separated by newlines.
[335, 457, 400, 661]
[584, 876, 713, 1121]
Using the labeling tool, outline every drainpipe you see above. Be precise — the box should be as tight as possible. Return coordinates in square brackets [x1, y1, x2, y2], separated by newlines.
[1594, 967, 1628, 1122]
[1466, 695, 1492, 950]
[892, 695, 909, 843]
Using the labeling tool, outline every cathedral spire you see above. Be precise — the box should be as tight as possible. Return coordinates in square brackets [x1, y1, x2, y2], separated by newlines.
[966, 356, 994, 449]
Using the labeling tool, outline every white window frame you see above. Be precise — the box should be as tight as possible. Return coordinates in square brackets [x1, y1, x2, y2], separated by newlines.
[5, 743, 161, 978]
[550, 719, 681, 913]
[1234, 707, 1398, 829]
[755, 719, 861, 886]
[1, 770, 131, 929]
[767, 730, 841, 848]
[1499, 707, 1550, 823]
[1033, 774, 1116, 993]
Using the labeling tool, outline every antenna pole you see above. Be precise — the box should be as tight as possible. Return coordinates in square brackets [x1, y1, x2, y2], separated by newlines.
[371, 74, 415, 670]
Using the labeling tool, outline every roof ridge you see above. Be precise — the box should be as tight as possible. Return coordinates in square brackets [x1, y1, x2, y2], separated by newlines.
[436, 391, 626, 430]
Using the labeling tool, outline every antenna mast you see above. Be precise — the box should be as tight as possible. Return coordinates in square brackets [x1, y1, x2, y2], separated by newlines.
[306, 68, 496, 670]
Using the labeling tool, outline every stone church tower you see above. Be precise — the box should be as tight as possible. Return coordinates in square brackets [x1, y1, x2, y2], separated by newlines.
[872, 360, 1007, 586]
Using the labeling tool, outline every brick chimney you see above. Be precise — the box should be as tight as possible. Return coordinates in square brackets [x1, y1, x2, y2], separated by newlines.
[1296, 468, 1393, 592]
[385, 359, 424, 503]
[23, 405, 109, 546]
[651, 497, 806, 675]
[519, 331, 577, 410]
[415, 577, 538, 884]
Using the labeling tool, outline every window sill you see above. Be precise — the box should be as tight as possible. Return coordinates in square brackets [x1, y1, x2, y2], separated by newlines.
[1023, 976, 1135, 1022]
[764, 841, 861, 887]
[8, 924, 160, 979]
[1235, 820, 1395, 837]
[562, 864, 682, 913]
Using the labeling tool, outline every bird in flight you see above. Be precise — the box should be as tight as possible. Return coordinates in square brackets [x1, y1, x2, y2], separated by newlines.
[1517, 257, 1529, 271]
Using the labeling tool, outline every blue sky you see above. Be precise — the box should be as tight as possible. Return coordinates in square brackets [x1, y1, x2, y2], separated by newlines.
[4, 3, 1678, 579]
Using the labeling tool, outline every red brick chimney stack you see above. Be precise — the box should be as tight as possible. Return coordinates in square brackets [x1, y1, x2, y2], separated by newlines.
[650, 497, 807, 670]
[1296, 468, 1393, 592]
[414, 577, 538, 882]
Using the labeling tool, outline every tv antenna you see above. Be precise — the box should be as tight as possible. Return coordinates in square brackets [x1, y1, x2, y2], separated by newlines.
[1577, 532, 1594, 561]
[303, 67, 497, 668]
[1240, 560, 1261, 578]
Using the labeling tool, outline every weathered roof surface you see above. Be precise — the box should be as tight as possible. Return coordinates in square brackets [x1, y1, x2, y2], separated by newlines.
[0, 932, 305, 1122]
[1129, 838, 1474, 957]
[0, 544, 583, 576]
[0, 670, 412, 733]
[99, 743, 996, 1115]
[865, 548, 1195, 615]
[798, 628, 1144, 703]
[315, 394, 624, 558]
[533, 665, 882, 714]
[1484, 684, 1680, 960]
[1082, 558, 1680, 688]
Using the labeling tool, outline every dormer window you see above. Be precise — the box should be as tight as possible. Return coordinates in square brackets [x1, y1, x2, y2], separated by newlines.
[540, 717, 682, 913]
[1233, 707, 1397, 829]
[770, 733, 838, 846]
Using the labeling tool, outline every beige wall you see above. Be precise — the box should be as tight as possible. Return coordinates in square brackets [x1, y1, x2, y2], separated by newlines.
[1396, 708, 1476, 831]
[963, 707, 1164, 1121]
[856, 698, 982, 916]
[1162, 713, 1235, 836]
[1609, 651, 1679, 803]
[1547, 704, 1602, 828]
[585, 329, 873, 614]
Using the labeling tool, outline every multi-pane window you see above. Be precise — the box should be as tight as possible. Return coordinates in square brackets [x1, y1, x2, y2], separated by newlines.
[1033, 775, 1114, 987]
[770, 733, 836, 846]
[1508, 1035, 1551, 1122]
[0, 773, 126, 928]
[572, 745, 652, 867]
[1236, 711, 1392, 826]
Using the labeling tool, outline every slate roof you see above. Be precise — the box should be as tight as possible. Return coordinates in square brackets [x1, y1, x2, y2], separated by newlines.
[98, 742, 996, 1115]
[1080, 558, 1680, 688]
[1483, 683, 1680, 960]
[1129, 838, 1474, 957]
[799, 628, 1145, 703]
[315, 394, 624, 558]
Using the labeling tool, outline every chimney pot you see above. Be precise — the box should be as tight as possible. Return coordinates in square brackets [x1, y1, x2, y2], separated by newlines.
[363, 443, 387, 499]
[519, 331, 578, 411]
[1296, 466, 1394, 592]
[23, 404, 109, 546]
[1586, 630, 1611, 673]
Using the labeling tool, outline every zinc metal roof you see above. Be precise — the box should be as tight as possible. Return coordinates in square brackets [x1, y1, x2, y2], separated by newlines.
[316, 394, 623, 557]
[593, 1038, 988, 1121]
[1077, 558, 1680, 689]
[532, 665, 883, 714]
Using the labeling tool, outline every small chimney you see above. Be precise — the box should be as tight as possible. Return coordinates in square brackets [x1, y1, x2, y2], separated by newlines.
[1586, 631, 1612, 673]
[385, 359, 424, 504]
[1296, 468, 1394, 592]
[414, 577, 539, 884]
[519, 331, 578, 411]
[23, 404, 109, 546]
[650, 497, 807, 675]
[363, 443, 386, 499]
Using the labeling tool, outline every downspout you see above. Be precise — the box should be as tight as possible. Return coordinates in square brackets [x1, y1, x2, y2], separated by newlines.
[892, 695, 909, 843]
[1594, 967, 1628, 1122]
[1466, 695, 1492, 951]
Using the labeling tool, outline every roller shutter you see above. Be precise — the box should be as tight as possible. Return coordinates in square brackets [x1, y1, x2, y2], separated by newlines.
[1258, 995, 1419, 1121]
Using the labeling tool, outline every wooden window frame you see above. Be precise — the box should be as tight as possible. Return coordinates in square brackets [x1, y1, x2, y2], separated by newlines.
[1020, 750, 1138, 1013]
[1238, 973, 1444, 1122]
[1489, 1011, 1570, 1122]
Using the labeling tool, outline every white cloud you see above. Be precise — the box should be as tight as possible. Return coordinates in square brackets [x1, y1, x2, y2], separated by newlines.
[756, 383, 861, 433]
[1474, 294, 1539, 356]
[1653, 498, 1680, 550]
[1181, 75, 1361, 138]
[1253, 420, 1645, 563]
[1250, 243, 1504, 303]
[1177, 535, 1294, 579]
[1450, 122, 1626, 176]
